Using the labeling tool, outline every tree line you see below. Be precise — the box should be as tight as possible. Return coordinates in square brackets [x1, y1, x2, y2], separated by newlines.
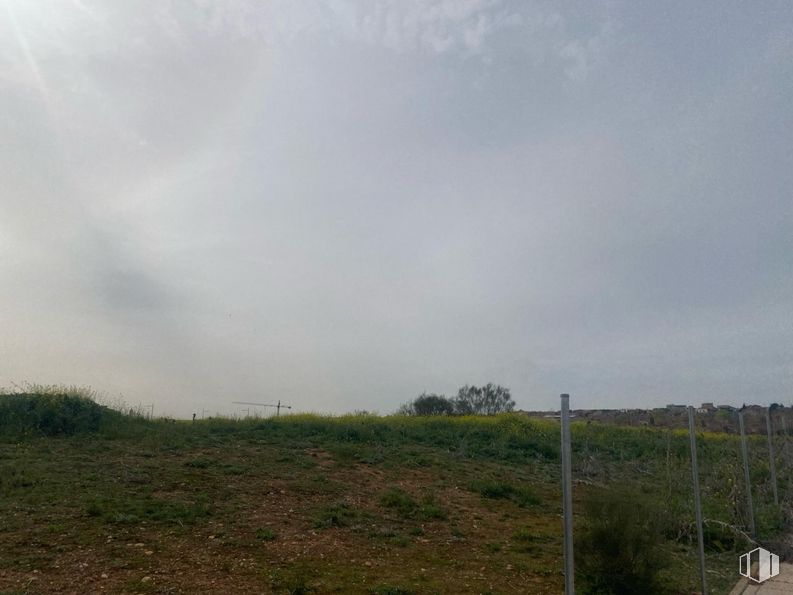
[398, 383, 515, 416]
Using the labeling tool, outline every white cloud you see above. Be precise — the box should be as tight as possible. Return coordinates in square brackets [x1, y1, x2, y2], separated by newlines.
[1, 0, 790, 415]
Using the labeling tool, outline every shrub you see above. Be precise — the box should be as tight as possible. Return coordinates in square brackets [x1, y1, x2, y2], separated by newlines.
[417, 496, 447, 520]
[255, 527, 277, 541]
[469, 480, 541, 507]
[511, 527, 554, 553]
[379, 488, 447, 520]
[313, 501, 362, 528]
[372, 586, 414, 595]
[0, 392, 106, 437]
[380, 488, 418, 516]
[575, 488, 670, 594]
[184, 458, 216, 469]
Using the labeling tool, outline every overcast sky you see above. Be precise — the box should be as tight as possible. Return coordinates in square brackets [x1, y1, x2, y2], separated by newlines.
[1, 1, 791, 416]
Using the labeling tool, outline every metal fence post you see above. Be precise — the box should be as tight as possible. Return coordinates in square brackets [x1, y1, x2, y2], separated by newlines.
[561, 393, 574, 595]
[766, 408, 779, 505]
[688, 407, 707, 595]
[738, 411, 756, 537]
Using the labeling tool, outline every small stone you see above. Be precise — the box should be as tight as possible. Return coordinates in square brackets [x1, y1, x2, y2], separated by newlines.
[134, 543, 145, 547]
[144, 551, 153, 555]
[364, 561, 372, 567]
[208, 535, 215, 540]
[141, 576, 152, 583]
[101, 573, 108, 579]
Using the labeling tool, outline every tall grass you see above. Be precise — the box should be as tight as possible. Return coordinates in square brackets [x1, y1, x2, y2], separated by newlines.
[2, 388, 789, 543]
[0, 384, 148, 439]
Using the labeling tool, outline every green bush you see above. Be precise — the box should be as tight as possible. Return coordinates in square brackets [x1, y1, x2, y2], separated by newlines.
[371, 586, 414, 595]
[313, 501, 363, 528]
[379, 488, 446, 520]
[0, 392, 107, 437]
[698, 520, 752, 553]
[575, 488, 671, 594]
[380, 488, 418, 516]
[469, 480, 541, 507]
[255, 527, 277, 541]
[511, 527, 554, 553]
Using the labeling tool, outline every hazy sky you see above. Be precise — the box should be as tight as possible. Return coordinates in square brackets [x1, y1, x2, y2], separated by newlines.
[2, 1, 792, 416]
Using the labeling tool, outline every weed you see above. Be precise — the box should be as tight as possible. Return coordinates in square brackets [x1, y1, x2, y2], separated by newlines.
[255, 527, 277, 541]
[379, 488, 446, 520]
[101, 497, 211, 525]
[379, 488, 418, 517]
[184, 458, 216, 469]
[417, 497, 446, 520]
[511, 527, 554, 553]
[269, 564, 316, 594]
[469, 479, 541, 507]
[485, 542, 501, 553]
[85, 501, 102, 517]
[371, 586, 414, 595]
[575, 488, 670, 594]
[313, 501, 363, 528]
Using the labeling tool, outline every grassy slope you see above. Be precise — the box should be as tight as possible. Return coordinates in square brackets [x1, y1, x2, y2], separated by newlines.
[0, 397, 790, 594]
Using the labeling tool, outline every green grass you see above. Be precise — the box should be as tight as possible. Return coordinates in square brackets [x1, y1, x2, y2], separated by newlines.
[313, 501, 366, 528]
[255, 527, 277, 541]
[468, 479, 542, 507]
[379, 488, 447, 521]
[0, 388, 790, 594]
[371, 586, 415, 595]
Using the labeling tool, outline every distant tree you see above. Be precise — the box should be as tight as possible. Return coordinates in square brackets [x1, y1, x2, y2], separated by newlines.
[398, 393, 454, 416]
[453, 384, 514, 415]
[396, 402, 415, 416]
[414, 393, 455, 416]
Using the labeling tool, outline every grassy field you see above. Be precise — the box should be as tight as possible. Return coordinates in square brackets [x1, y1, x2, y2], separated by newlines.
[0, 391, 790, 594]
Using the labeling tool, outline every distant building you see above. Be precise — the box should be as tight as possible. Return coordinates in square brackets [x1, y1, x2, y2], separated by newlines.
[666, 404, 686, 411]
[700, 402, 716, 411]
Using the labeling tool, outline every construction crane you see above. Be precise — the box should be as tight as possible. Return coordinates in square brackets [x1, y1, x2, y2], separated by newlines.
[231, 400, 292, 417]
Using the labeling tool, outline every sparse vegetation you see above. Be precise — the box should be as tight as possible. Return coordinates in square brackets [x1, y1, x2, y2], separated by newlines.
[468, 479, 541, 507]
[575, 488, 671, 594]
[378, 488, 446, 521]
[313, 501, 365, 528]
[255, 527, 277, 541]
[0, 388, 790, 594]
